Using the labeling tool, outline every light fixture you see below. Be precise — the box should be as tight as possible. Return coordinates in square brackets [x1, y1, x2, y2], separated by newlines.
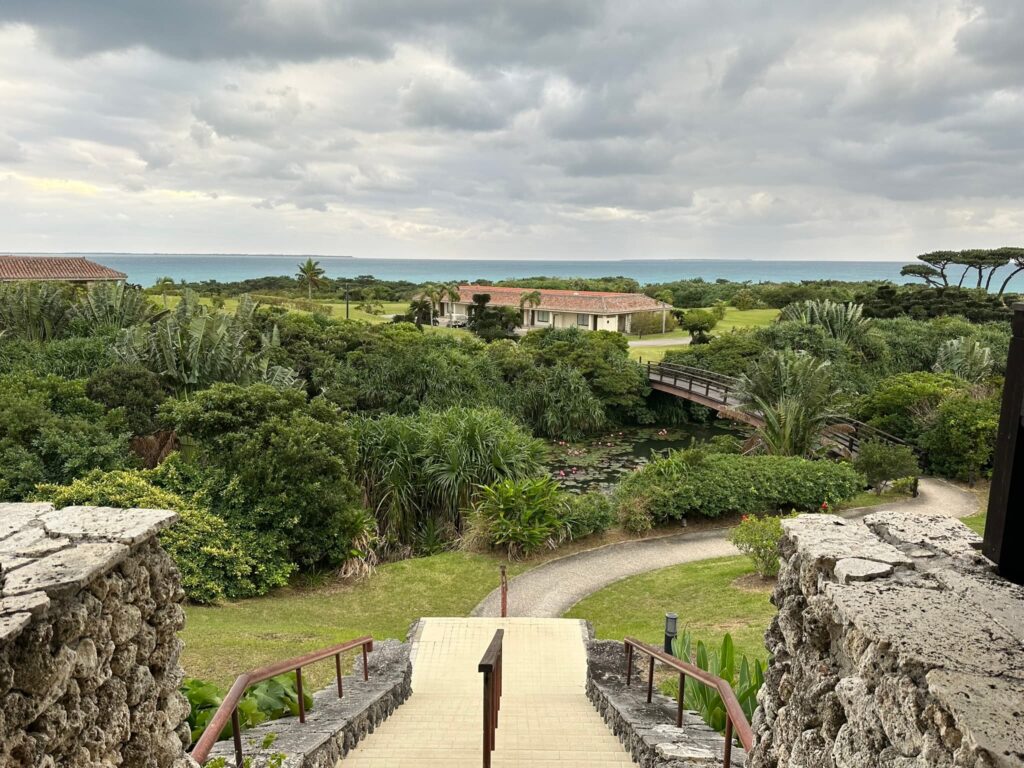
[664, 612, 678, 653]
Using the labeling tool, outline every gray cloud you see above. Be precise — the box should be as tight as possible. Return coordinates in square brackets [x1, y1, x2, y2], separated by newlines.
[0, 1, 1021, 259]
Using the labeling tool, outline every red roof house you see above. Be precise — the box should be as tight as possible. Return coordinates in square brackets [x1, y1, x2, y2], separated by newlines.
[0, 256, 127, 283]
[442, 284, 672, 333]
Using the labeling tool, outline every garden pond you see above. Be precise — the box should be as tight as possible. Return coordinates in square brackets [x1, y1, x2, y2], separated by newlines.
[546, 423, 742, 493]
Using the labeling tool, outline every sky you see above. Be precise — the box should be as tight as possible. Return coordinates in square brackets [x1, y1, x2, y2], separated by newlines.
[0, 0, 1022, 261]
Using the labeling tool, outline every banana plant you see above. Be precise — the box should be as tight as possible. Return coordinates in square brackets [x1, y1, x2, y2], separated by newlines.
[114, 290, 299, 395]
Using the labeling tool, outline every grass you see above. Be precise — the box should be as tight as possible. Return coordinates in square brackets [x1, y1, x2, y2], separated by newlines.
[564, 556, 775, 664]
[628, 344, 692, 363]
[182, 552, 524, 689]
[835, 488, 914, 511]
[626, 307, 779, 341]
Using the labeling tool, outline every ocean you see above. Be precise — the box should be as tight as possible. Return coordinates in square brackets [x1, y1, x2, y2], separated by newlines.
[22, 253, 1024, 291]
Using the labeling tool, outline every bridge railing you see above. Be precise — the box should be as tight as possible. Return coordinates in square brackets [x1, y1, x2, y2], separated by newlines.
[479, 629, 504, 768]
[190, 636, 374, 766]
[624, 637, 752, 767]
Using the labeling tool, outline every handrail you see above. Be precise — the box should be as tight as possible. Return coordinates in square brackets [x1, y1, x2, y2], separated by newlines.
[623, 638, 752, 767]
[190, 636, 374, 766]
[479, 629, 504, 768]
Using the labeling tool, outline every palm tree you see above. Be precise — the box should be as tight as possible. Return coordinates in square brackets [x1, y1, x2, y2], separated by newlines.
[519, 290, 542, 325]
[154, 276, 175, 308]
[439, 283, 461, 321]
[296, 258, 326, 300]
[737, 349, 842, 457]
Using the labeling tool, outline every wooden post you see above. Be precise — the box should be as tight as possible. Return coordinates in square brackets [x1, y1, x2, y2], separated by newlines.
[983, 303, 1024, 584]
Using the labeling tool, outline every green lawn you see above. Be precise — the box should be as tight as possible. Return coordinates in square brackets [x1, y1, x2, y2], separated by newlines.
[628, 344, 692, 363]
[564, 556, 775, 663]
[627, 307, 779, 341]
[182, 552, 523, 688]
[962, 511, 986, 535]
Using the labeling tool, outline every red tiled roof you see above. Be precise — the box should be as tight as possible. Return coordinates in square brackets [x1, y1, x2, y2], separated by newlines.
[0, 256, 127, 282]
[456, 285, 672, 314]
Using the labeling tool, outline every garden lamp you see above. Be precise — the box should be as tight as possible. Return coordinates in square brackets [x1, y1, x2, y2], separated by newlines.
[664, 612, 678, 654]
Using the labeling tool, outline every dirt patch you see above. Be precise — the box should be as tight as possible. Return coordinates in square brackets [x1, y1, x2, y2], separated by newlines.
[731, 573, 775, 593]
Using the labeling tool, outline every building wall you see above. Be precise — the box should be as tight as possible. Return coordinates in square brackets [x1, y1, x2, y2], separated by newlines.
[595, 315, 619, 332]
[0, 503, 190, 768]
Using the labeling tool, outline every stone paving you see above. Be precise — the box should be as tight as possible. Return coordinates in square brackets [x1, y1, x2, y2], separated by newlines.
[341, 617, 636, 767]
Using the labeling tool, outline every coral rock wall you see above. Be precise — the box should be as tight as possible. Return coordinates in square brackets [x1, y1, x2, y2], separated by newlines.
[0, 502, 191, 768]
[748, 511, 1024, 768]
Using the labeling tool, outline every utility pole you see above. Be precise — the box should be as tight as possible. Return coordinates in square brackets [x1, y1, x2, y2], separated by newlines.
[344, 282, 350, 319]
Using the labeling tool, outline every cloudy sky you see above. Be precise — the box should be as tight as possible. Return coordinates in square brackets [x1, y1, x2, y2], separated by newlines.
[0, 0, 1021, 261]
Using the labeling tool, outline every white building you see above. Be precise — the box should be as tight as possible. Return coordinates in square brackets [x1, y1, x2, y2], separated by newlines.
[442, 285, 673, 333]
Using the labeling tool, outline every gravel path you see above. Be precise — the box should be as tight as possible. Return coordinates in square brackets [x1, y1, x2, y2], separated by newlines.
[471, 478, 978, 618]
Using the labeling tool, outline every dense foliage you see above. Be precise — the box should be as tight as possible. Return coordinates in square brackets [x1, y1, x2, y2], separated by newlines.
[35, 469, 290, 603]
[356, 407, 544, 552]
[615, 449, 863, 527]
[0, 374, 132, 500]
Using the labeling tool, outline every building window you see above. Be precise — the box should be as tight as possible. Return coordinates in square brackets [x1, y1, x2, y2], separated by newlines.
[536, 310, 550, 323]
[577, 313, 590, 327]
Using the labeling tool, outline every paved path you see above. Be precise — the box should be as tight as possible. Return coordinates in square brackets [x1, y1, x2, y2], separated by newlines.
[472, 478, 977, 619]
[341, 617, 635, 768]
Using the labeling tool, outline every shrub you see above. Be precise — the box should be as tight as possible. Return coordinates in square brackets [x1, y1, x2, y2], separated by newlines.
[729, 514, 791, 578]
[563, 491, 617, 540]
[514, 364, 606, 440]
[856, 372, 968, 441]
[0, 336, 116, 378]
[854, 441, 920, 494]
[86, 365, 167, 435]
[0, 374, 131, 501]
[34, 468, 292, 603]
[469, 477, 570, 559]
[731, 289, 758, 311]
[919, 394, 1001, 483]
[615, 450, 863, 524]
[163, 387, 373, 572]
[618, 494, 654, 534]
[0, 281, 73, 341]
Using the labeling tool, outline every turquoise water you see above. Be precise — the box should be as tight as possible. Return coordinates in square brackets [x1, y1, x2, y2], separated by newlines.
[21, 253, 1001, 289]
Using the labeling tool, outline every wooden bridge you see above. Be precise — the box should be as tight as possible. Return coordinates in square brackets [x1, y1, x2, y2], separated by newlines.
[646, 361, 909, 456]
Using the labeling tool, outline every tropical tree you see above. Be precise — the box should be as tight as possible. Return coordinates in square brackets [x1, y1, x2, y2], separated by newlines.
[70, 282, 160, 335]
[737, 349, 843, 457]
[153, 276, 176, 308]
[114, 290, 299, 395]
[933, 337, 994, 383]
[296, 258, 326, 300]
[0, 281, 73, 342]
[518, 290, 542, 323]
[403, 297, 433, 327]
[439, 283, 461, 320]
[355, 407, 544, 549]
[779, 299, 871, 346]
[995, 247, 1024, 296]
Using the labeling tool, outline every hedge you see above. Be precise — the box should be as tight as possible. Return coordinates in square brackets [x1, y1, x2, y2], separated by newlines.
[615, 450, 863, 524]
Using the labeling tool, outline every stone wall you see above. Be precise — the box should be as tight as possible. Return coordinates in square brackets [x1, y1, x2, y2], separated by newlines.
[0, 502, 190, 768]
[203, 639, 413, 768]
[586, 638, 746, 767]
[749, 510, 1024, 768]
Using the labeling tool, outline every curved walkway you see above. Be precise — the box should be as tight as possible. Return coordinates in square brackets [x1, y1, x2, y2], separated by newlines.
[471, 478, 977, 618]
